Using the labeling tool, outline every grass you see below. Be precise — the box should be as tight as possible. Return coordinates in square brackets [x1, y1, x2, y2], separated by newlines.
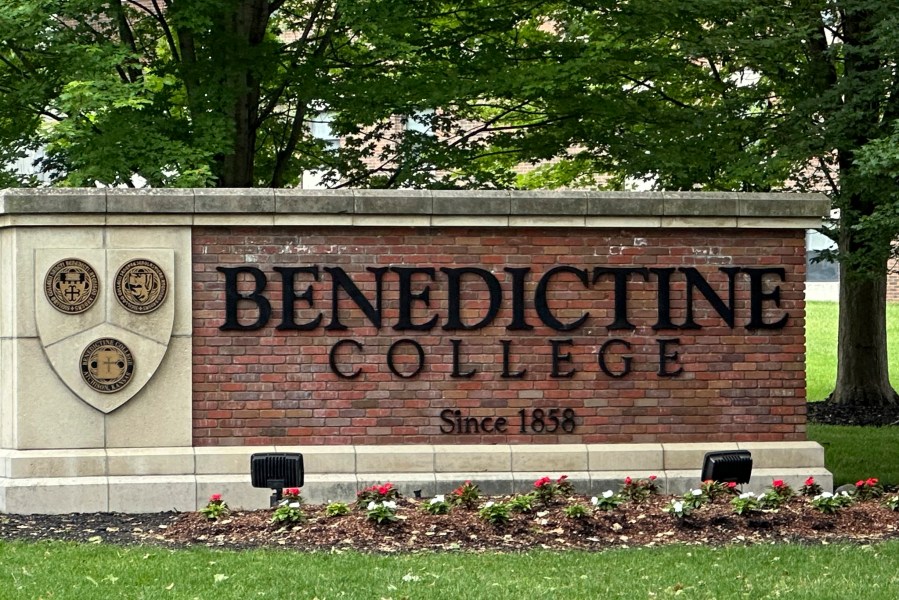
[2, 540, 899, 599]
[805, 301, 899, 401]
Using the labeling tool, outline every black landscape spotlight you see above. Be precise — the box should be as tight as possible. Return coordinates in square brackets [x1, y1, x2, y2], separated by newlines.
[701, 450, 752, 485]
[250, 452, 304, 507]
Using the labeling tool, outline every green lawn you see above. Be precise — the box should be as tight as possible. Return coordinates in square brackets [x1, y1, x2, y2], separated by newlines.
[2, 540, 899, 599]
[805, 301, 899, 401]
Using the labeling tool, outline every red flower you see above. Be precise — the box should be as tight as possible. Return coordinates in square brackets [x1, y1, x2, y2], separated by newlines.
[534, 476, 552, 488]
[804, 477, 815, 486]
[285, 487, 300, 496]
[556, 475, 568, 483]
[772, 479, 784, 488]
[856, 480, 865, 487]
[624, 477, 632, 485]
[649, 475, 657, 481]
[210, 493, 222, 502]
[866, 478, 879, 486]
[377, 483, 393, 495]
[727, 482, 737, 489]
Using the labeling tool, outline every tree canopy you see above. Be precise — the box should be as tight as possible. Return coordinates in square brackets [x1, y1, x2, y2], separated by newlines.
[1, 0, 896, 404]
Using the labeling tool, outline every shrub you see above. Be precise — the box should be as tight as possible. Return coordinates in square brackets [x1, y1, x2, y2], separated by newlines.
[800, 477, 823, 497]
[422, 494, 451, 515]
[854, 478, 884, 501]
[356, 482, 399, 508]
[366, 501, 398, 524]
[478, 501, 511, 525]
[199, 493, 229, 521]
[884, 495, 899, 511]
[811, 491, 853, 514]
[564, 503, 591, 519]
[591, 490, 625, 511]
[663, 499, 692, 520]
[682, 488, 708, 510]
[326, 502, 350, 517]
[731, 492, 761, 516]
[450, 480, 481, 509]
[700, 480, 738, 500]
[619, 475, 659, 503]
[508, 493, 537, 513]
[770, 479, 795, 502]
[533, 475, 573, 504]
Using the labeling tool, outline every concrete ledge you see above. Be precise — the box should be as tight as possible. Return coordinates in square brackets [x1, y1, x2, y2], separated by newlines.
[0, 443, 832, 513]
[0, 189, 830, 229]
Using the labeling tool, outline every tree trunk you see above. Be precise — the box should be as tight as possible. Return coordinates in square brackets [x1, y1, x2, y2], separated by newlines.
[830, 254, 899, 406]
[216, 1, 269, 188]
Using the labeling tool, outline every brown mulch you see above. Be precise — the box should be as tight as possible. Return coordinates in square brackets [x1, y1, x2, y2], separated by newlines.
[807, 400, 899, 427]
[2, 495, 898, 552]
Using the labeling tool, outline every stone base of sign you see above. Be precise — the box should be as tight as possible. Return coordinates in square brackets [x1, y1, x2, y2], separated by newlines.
[0, 442, 831, 514]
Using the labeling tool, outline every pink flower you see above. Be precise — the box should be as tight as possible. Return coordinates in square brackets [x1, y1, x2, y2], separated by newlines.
[649, 475, 657, 481]
[726, 482, 737, 489]
[534, 476, 552, 488]
[773, 479, 785, 488]
[856, 480, 865, 488]
[805, 477, 815, 486]
[210, 493, 222, 502]
[866, 478, 878, 486]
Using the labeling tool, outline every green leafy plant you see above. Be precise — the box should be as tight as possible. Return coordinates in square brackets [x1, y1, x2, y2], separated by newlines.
[508, 492, 537, 513]
[619, 475, 659, 503]
[271, 488, 305, 524]
[564, 503, 591, 519]
[356, 482, 400, 508]
[450, 480, 481, 509]
[682, 488, 708, 510]
[422, 494, 451, 515]
[811, 491, 853, 514]
[770, 480, 795, 503]
[326, 502, 350, 517]
[663, 499, 692, 520]
[533, 475, 573, 504]
[199, 493, 229, 521]
[366, 500, 398, 525]
[884, 495, 899, 511]
[854, 478, 884, 501]
[731, 492, 761, 516]
[800, 477, 823, 497]
[700, 480, 739, 500]
[590, 490, 625, 511]
[478, 501, 511, 525]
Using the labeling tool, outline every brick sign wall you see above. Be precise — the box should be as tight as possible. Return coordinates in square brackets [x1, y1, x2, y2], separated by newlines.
[192, 226, 807, 446]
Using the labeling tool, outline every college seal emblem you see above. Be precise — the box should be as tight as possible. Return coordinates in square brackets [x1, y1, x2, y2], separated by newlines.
[44, 258, 99, 314]
[115, 259, 167, 313]
[80, 338, 135, 393]
[35, 248, 175, 413]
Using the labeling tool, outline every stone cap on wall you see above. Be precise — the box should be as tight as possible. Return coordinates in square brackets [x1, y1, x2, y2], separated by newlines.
[0, 188, 830, 229]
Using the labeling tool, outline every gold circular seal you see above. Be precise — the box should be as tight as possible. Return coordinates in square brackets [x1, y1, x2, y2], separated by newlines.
[44, 258, 100, 314]
[114, 259, 167, 314]
[80, 338, 135, 393]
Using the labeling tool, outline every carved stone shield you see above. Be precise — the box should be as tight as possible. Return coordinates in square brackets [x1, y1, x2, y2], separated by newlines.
[35, 249, 175, 413]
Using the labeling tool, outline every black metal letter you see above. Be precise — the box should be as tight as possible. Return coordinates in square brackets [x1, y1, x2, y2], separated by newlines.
[504, 267, 534, 331]
[393, 267, 439, 331]
[550, 338, 576, 378]
[450, 339, 476, 378]
[324, 267, 386, 330]
[592, 267, 649, 331]
[329, 339, 364, 379]
[218, 266, 271, 330]
[274, 266, 322, 331]
[442, 267, 502, 330]
[387, 338, 425, 378]
[535, 266, 590, 331]
[501, 340, 527, 378]
[657, 338, 683, 377]
[744, 267, 789, 330]
[597, 338, 633, 378]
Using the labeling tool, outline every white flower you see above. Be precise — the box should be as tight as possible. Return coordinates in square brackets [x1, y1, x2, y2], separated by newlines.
[484, 501, 495, 508]
[739, 492, 754, 500]
[691, 489, 703, 497]
[816, 492, 834, 500]
[757, 494, 766, 501]
[383, 501, 397, 510]
[673, 501, 684, 513]
[603, 490, 615, 499]
[839, 491, 851, 498]
[367, 501, 377, 510]
[590, 497, 599, 505]
[288, 501, 300, 508]
[430, 494, 445, 504]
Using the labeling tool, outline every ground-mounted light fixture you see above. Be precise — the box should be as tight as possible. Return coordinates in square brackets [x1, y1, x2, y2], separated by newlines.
[701, 450, 752, 484]
[250, 452, 304, 507]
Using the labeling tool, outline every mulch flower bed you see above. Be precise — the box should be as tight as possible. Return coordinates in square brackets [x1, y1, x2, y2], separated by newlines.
[3, 486, 899, 552]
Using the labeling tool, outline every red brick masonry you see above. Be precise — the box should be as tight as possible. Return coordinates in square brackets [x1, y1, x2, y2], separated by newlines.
[193, 227, 806, 446]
